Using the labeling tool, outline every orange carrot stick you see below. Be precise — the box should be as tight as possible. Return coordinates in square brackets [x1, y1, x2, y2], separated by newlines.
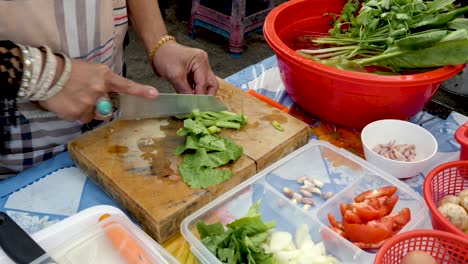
[99, 214, 156, 264]
[247, 89, 289, 113]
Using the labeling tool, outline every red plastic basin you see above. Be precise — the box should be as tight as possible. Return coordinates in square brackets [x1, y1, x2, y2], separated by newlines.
[264, 0, 464, 128]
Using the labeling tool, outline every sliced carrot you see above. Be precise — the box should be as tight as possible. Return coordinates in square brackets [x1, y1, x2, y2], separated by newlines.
[99, 214, 156, 264]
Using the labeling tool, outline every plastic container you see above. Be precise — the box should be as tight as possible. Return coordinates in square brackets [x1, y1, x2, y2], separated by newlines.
[0, 205, 179, 264]
[455, 122, 468, 160]
[361, 119, 438, 179]
[423, 160, 468, 238]
[374, 229, 468, 264]
[181, 140, 431, 264]
[263, 0, 464, 129]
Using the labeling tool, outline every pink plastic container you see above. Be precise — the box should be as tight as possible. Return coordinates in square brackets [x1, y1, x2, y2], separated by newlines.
[263, 0, 464, 128]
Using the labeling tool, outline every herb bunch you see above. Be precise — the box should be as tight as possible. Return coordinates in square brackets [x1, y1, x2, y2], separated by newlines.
[298, 0, 468, 72]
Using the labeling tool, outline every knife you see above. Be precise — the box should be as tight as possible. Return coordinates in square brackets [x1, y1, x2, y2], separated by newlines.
[0, 212, 57, 264]
[118, 93, 228, 120]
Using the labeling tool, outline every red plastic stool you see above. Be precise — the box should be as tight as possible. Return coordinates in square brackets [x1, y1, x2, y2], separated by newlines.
[189, 0, 274, 55]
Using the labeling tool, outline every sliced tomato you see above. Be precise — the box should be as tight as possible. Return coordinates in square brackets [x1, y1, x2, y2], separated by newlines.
[350, 201, 387, 222]
[328, 213, 341, 229]
[330, 227, 348, 239]
[382, 195, 399, 215]
[342, 222, 390, 243]
[390, 208, 411, 229]
[354, 186, 398, 203]
[366, 208, 411, 236]
[340, 203, 348, 216]
[347, 195, 397, 222]
[343, 209, 362, 224]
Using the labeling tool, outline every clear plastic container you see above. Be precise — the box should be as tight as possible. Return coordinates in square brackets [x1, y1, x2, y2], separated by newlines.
[181, 140, 431, 264]
[20, 206, 179, 264]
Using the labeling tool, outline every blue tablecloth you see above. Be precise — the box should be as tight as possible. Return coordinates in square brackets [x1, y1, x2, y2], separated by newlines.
[1, 55, 467, 234]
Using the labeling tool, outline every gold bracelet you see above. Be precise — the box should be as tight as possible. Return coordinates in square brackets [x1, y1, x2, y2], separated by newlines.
[148, 35, 176, 65]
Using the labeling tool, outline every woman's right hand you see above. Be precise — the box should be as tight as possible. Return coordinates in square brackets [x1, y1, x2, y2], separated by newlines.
[38, 57, 158, 124]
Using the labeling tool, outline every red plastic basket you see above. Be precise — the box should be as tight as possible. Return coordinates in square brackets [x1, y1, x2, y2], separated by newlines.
[374, 230, 468, 264]
[423, 160, 468, 237]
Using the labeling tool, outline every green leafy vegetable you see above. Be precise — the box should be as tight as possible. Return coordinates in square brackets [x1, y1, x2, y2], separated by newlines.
[197, 201, 276, 264]
[357, 39, 468, 69]
[271, 121, 284, 132]
[175, 110, 248, 189]
[296, 0, 468, 72]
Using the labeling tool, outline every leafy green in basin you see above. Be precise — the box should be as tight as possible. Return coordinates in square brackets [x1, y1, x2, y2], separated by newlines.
[296, 0, 468, 72]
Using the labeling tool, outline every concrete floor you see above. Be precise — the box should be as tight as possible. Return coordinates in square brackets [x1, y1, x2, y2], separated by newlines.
[124, 2, 278, 93]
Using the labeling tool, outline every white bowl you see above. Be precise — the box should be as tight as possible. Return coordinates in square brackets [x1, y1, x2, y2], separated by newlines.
[361, 119, 438, 179]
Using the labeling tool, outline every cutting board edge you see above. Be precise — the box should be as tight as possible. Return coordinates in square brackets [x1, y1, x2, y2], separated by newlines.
[255, 126, 310, 171]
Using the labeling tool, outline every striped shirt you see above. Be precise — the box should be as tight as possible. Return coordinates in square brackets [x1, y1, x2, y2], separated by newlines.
[0, 0, 128, 174]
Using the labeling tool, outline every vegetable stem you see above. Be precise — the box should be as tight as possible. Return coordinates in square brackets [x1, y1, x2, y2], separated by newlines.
[298, 45, 358, 54]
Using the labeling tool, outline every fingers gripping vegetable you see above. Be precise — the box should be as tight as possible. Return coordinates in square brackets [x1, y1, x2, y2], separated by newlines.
[327, 186, 411, 249]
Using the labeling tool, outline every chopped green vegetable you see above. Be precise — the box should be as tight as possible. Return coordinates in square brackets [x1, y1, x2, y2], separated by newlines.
[179, 138, 243, 188]
[197, 201, 276, 264]
[175, 110, 247, 189]
[271, 121, 284, 132]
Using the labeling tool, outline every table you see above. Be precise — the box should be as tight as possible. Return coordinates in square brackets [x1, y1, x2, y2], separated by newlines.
[1, 55, 466, 263]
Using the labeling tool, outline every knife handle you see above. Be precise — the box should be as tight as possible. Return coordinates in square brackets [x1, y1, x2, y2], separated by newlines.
[0, 212, 53, 264]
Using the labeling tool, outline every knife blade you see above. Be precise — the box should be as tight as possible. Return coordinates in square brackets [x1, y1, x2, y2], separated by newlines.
[0, 212, 57, 264]
[118, 93, 228, 120]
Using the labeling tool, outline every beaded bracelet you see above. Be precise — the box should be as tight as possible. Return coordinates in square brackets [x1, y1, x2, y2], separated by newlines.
[30, 45, 57, 101]
[42, 52, 72, 101]
[148, 35, 176, 66]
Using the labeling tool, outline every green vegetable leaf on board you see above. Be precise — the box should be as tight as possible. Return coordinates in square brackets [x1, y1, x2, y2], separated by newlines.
[178, 137, 243, 188]
[175, 110, 247, 189]
[179, 160, 233, 189]
[197, 201, 276, 264]
[271, 121, 284, 132]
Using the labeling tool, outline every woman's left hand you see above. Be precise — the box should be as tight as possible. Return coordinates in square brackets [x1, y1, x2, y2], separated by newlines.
[151, 41, 218, 95]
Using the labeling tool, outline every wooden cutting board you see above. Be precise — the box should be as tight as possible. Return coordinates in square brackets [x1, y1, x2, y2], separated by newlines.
[68, 78, 310, 243]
